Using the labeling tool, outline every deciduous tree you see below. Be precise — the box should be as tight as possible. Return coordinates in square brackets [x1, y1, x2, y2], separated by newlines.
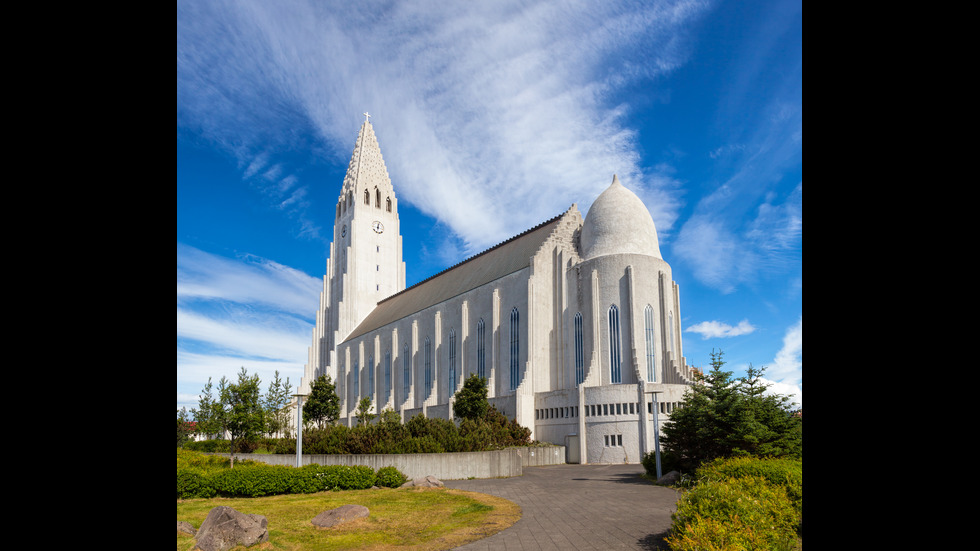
[304, 374, 340, 429]
[355, 396, 376, 426]
[220, 367, 266, 464]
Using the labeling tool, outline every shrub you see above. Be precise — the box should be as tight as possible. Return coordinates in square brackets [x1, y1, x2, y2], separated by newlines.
[375, 466, 408, 488]
[177, 468, 215, 499]
[667, 475, 799, 551]
[185, 439, 231, 453]
[695, 456, 802, 514]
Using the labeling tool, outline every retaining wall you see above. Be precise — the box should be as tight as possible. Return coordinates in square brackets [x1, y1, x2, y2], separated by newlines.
[233, 445, 565, 480]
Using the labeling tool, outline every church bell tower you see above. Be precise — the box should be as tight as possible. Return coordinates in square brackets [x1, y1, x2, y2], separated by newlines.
[301, 114, 405, 392]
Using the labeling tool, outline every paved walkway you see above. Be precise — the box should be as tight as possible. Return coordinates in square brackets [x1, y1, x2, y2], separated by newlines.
[443, 464, 679, 550]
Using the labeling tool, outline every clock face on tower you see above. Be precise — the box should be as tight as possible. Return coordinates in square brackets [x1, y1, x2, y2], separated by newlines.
[372, 221, 384, 234]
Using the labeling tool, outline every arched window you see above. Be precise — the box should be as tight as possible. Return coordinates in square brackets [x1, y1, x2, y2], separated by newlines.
[477, 318, 486, 379]
[364, 189, 370, 204]
[384, 349, 392, 403]
[424, 337, 432, 397]
[448, 329, 457, 394]
[645, 305, 657, 382]
[386, 197, 392, 212]
[574, 312, 584, 385]
[403, 342, 411, 398]
[609, 305, 622, 384]
[510, 307, 520, 390]
[367, 355, 374, 398]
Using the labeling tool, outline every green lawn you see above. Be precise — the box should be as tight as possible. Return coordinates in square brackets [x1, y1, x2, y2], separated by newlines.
[177, 486, 520, 550]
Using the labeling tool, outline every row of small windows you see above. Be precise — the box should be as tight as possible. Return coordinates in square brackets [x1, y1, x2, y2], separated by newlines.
[348, 308, 518, 400]
[534, 401, 681, 421]
[337, 189, 392, 217]
[605, 434, 623, 447]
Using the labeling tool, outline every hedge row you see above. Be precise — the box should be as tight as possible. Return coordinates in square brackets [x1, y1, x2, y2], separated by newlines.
[665, 456, 803, 551]
[177, 462, 408, 499]
[276, 408, 531, 455]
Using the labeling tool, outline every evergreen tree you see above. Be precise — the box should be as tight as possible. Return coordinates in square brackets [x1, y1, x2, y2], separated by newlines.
[192, 377, 224, 439]
[304, 374, 340, 429]
[177, 407, 193, 448]
[661, 350, 802, 471]
[454, 374, 490, 421]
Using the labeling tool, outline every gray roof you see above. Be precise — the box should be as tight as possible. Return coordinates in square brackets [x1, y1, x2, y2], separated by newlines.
[345, 211, 568, 341]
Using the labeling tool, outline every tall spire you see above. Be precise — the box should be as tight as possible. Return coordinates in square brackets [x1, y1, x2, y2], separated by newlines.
[340, 116, 392, 200]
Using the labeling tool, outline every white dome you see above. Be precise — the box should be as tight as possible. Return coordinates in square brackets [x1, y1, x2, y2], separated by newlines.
[580, 175, 662, 260]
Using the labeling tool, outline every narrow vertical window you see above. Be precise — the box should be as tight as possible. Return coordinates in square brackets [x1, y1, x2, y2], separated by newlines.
[364, 189, 370, 204]
[476, 318, 486, 379]
[448, 329, 457, 394]
[574, 312, 584, 385]
[403, 343, 410, 397]
[668, 311, 675, 355]
[384, 349, 392, 403]
[510, 307, 520, 390]
[386, 197, 392, 212]
[367, 355, 374, 398]
[353, 360, 360, 399]
[376, 188, 381, 208]
[644, 305, 657, 382]
[609, 304, 622, 384]
[424, 337, 432, 397]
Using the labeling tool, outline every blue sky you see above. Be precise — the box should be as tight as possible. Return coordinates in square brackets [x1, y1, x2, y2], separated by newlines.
[177, 0, 802, 413]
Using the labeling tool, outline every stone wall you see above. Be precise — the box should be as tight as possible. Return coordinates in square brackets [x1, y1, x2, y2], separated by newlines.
[233, 445, 565, 480]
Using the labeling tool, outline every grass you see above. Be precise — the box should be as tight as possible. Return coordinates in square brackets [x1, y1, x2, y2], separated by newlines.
[177, 486, 521, 550]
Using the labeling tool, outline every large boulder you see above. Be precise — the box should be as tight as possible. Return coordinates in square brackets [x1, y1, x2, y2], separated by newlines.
[193, 506, 269, 551]
[401, 475, 444, 488]
[311, 504, 370, 528]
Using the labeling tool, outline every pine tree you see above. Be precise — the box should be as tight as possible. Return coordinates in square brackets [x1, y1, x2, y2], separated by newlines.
[661, 350, 802, 471]
[454, 374, 490, 421]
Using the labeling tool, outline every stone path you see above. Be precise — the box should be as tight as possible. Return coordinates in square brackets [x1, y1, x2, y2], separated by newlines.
[443, 464, 678, 550]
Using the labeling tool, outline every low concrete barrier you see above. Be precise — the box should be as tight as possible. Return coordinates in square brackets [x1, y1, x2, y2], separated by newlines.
[233, 445, 565, 480]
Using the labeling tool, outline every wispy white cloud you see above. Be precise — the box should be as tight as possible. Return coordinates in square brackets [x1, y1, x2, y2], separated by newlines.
[669, 0, 801, 292]
[761, 316, 802, 408]
[685, 319, 756, 339]
[176, 243, 320, 409]
[176, 243, 321, 317]
[176, 0, 710, 255]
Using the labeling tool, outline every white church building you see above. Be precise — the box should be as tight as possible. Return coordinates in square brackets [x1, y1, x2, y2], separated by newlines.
[300, 117, 696, 464]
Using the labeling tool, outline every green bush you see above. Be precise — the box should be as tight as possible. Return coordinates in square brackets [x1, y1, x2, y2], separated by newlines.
[176, 449, 408, 498]
[664, 456, 803, 550]
[695, 456, 802, 513]
[668, 475, 799, 551]
[185, 439, 231, 453]
[177, 468, 215, 499]
[375, 466, 408, 488]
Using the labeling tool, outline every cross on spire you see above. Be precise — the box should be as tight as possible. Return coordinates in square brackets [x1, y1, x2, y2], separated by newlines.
[363, 112, 371, 123]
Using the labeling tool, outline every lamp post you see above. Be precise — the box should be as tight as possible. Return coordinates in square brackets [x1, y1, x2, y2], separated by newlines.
[293, 388, 308, 468]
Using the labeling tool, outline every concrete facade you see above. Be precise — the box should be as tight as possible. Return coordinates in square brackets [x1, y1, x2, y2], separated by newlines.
[300, 117, 695, 464]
